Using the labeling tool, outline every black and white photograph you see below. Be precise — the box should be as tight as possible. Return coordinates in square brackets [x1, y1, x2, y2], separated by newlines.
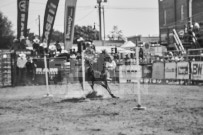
[0, 0, 203, 134]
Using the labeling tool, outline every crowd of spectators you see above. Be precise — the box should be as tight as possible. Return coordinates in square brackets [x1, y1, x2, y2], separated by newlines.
[12, 35, 201, 86]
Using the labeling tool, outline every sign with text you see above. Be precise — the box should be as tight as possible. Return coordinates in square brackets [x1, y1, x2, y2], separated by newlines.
[165, 62, 176, 79]
[177, 62, 189, 79]
[42, 0, 59, 46]
[65, 7, 75, 41]
[17, 0, 29, 39]
[118, 65, 142, 83]
[191, 61, 203, 80]
[36, 68, 58, 75]
[64, 0, 77, 50]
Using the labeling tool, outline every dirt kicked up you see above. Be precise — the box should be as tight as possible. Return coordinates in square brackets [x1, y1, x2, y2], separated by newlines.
[0, 84, 203, 135]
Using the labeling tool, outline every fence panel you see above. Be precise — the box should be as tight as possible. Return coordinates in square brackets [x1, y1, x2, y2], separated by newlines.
[0, 50, 12, 87]
[141, 64, 152, 78]
[177, 62, 190, 80]
[34, 58, 46, 85]
[191, 61, 203, 80]
[152, 62, 165, 79]
[165, 62, 177, 79]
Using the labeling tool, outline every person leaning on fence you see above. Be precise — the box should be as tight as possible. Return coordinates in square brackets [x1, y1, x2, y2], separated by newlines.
[55, 41, 62, 53]
[125, 55, 130, 65]
[33, 37, 40, 56]
[26, 57, 36, 85]
[10, 38, 20, 51]
[16, 53, 27, 85]
[49, 44, 57, 57]
[19, 36, 27, 50]
[105, 56, 116, 81]
[76, 52, 82, 60]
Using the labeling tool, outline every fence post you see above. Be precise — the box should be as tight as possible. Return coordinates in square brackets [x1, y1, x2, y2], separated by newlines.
[43, 55, 52, 97]
[133, 47, 146, 110]
[82, 50, 85, 91]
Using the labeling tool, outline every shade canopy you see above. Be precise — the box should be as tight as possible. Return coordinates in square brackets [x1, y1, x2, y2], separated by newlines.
[117, 47, 135, 54]
[120, 41, 136, 48]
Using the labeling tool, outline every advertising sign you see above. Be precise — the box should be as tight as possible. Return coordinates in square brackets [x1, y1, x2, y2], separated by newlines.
[177, 62, 189, 79]
[119, 65, 126, 83]
[130, 65, 142, 82]
[152, 62, 164, 79]
[34, 59, 46, 85]
[191, 61, 203, 80]
[64, 0, 77, 50]
[65, 7, 75, 41]
[17, 0, 29, 39]
[34, 58, 66, 84]
[142, 64, 152, 78]
[42, 0, 59, 46]
[165, 62, 176, 79]
[118, 65, 142, 83]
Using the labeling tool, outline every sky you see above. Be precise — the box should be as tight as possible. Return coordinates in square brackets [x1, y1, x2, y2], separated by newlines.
[0, 0, 159, 38]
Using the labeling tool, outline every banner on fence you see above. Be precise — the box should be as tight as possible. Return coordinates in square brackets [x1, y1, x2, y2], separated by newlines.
[34, 59, 46, 84]
[131, 65, 142, 82]
[165, 62, 176, 79]
[34, 58, 66, 84]
[177, 62, 189, 79]
[142, 64, 152, 78]
[152, 62, 164, 79]
[191, 61, 203, 80]
[119, 65, 126, 83]
[118, 65, 141, 83]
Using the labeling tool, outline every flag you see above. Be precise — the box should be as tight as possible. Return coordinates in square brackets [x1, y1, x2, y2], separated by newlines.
[17, 0, 29, 39]
[64, 0, 77, 50]
[42, 0, 59, 47]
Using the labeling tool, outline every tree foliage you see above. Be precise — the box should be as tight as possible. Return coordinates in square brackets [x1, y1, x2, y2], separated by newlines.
[0, 11, 14, 49]
[73, 25, 99, 43]
[49, 25, 99, 43]
[51, 29, 64, 43]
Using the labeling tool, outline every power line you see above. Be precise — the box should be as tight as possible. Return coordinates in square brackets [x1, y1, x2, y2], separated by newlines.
[105, 7, 158, 10]
[76, 8, 96, 22]
[0, 1, 158, 12]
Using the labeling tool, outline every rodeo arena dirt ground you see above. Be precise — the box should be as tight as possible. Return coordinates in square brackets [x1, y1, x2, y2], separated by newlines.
[0, 83, 203, 135]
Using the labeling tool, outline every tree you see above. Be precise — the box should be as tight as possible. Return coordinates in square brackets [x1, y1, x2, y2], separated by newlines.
[51, 29, 64, 43]
[0, 11, 14, 49]
[49, 25, 99, 44]
[73, 25, 99, 43]
[107, 26, 126, 41]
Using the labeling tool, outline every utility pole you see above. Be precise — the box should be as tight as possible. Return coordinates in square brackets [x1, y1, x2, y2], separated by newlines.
[97, 0, 102, 41]
[97, 0, 107, 41]
[102, 6, 106, 41]
[38, 15, 41, 39]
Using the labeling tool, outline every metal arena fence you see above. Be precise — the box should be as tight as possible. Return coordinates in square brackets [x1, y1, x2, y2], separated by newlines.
[0, 50, 203, 87]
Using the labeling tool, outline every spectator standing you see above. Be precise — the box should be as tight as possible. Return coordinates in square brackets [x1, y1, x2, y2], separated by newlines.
[55, 41, 62, 53]
[105, 56, 116, 81]
[10, 38, 20, 51]
[33, 37, 40, 56]
[26, 57, 36, 85]
[125, 55, 130, 65]
[19, 36, 27, 50]
[17, 53, 27, 85]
